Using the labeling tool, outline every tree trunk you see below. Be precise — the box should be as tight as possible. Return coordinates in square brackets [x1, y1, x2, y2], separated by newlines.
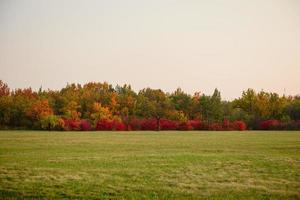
[122, 115, 130, 131]
[156, 117, 161, 131]
[126, 115, 130, 131]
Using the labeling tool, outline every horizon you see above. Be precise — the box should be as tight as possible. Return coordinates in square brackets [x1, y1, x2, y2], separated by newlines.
[1, 80, 299, 101]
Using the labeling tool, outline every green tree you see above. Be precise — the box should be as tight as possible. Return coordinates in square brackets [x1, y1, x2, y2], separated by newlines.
[137, 88, 172, 131]
[40, 115, 60, 130]
[198, 89, 223, 123]
[116, 84, 137, 130]
[0, 95, 13, 127]
[285, 97, 300, 120]
[170, 88, 192, 118]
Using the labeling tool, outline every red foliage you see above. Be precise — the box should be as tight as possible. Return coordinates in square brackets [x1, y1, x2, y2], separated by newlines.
[96, 119, 114, 130]
[114, 120, 126, 131]
[140, 119, 157, 130]
[63, 119, 81, 131]
[96, 119, 126, 131]
[160, 119, 178, 130]
[258, 120, 280, 130]
[129, 118, 178, 131]
[189, 120, 202, 130]
[222, 119, 230, 130]
[199, 122, 209, 130]
[256, 120, 300, 130]
[209, 123, 223, 131]
[62, 117, 248, 132]
[177, 121, 193, 131]
[80, 120, 91, 131]
[129, 118, 142, 131]
[231, 121, 247, 131]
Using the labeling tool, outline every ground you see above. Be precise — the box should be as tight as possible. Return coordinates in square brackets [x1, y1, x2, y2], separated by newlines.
[0, 131, 299, 199]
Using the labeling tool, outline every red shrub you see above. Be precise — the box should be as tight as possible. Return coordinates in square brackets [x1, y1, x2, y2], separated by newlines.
[63, 119, 81, 131]
[129, 118, 178, 131]
[231, 120, 247, 131]
[96, 119, 126, 131]
[80, 120, 91, 131]
[222, 119, 231, 130]
[114, 120, 126, 131]
[209, 123, 223, 131]
[160, 119, 178, 130]
[258, 120, 280, 130]
[141, 119, 157, 130]
[96, 119, 114, 130]
[199, 122, 209, 130]
[177, 121, 193, 130]
[284, 120, 300, 130]
[189, 120, 202, 130]
[129, 118, 143, 130]
[257, 120, 300, 130]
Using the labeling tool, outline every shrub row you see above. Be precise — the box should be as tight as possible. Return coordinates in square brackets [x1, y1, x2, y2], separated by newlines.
[58, 118, 300, 131]
[258, 120, 300, 130]
[57, 118, 247, 131]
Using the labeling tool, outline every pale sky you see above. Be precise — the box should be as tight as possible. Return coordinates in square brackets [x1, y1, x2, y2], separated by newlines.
[0, 0, 299, 99]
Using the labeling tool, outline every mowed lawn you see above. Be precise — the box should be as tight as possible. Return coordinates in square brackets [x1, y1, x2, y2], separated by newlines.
[0, 131, 299, 199]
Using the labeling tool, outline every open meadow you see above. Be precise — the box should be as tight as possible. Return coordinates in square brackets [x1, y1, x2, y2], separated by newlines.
[0, 131, 299, 199]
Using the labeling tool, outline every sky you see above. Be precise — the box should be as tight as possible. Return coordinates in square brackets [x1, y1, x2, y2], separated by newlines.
[0, 0, 299, 100]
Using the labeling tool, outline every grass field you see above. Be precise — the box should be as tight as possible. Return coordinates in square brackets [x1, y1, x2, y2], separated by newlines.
[0, 131, 299, 199]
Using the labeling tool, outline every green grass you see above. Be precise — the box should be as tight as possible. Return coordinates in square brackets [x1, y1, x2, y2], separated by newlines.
[0, 131, 299, 199]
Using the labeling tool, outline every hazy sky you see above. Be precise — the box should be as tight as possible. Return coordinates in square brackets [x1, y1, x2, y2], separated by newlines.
[0, 0, 299, 99]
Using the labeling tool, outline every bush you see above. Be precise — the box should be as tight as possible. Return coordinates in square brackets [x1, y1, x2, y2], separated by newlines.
[140, 119, 157, 130]
[222, 119, 231, 130]
[189, 120, 202, 130]
[160, 119, 178, 130]
[129, 118, 142, 131]
[63, 119, 81, 131]
[209, 123, 223, 131]
[272, 120, 300, 130]
[177, 121, 193, 131]
[114, 120, 126, 131]
[231, 120, 247, 131]
[96, 119, 126, 131]
[96, 119, 114, 130]
[80, 120, 91, 131]
[258, 120, 280, 130]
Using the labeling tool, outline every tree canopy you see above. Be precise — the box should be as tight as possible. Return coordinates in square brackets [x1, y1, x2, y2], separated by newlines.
[0, 80, 299, 131]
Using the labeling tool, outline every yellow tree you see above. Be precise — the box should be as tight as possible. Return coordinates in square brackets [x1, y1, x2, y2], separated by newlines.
[26, 99, 53, 122]
[60, 100, 81, 120]
[90, 102, 112, 126]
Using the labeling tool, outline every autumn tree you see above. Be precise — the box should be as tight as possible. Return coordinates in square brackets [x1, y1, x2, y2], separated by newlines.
[0, 80, 10, 97]
[60, 100, 81, 120]
[0, 80, 299, 131]
[170, 88, 192, 119]
[115, 84, 137, 130]
[9, 88, 38, 128]
[285, 96, 300, 120]
[0, 81, 12, 127]
[26, 99, 53, 121]
[89, 102, 112, 126]
[26, 99, 54, 129]
[197, 89, 223, 123]
[137, 88, 172, 131]
[234, 89, 258, 127]
[79, 82, 117, 118]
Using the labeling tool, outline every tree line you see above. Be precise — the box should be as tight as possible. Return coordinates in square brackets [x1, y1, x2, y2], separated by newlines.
[0, 80, 299, 131]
